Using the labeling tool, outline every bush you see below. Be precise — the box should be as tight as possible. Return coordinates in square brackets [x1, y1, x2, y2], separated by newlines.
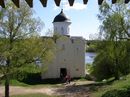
[86, 44, 97, 52]
[91, 51, 115, 81]
[101, 89, 130, 97]
[19, 72, 42, 84]
[86, 64, 93, 74]
[85, 74, 93, 80]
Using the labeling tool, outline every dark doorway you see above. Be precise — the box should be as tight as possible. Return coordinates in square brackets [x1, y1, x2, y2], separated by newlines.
[60, 68, 67, 78]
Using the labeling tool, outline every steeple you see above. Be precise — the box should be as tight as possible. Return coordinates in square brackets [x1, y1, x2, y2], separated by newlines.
[53, 9, 70, 23]
[53, 9, 71, 36]
[61, 9, 63, 13]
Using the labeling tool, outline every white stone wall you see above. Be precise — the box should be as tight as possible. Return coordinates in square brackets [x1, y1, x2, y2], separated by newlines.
[53, 22, 71, 36]
[41, 36, 86, 79]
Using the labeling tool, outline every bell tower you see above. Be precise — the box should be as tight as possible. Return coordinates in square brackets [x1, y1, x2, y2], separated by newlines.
[53, 9, 71, 36]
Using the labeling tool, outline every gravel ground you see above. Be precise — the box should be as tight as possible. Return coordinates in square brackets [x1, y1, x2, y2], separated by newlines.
[0, 81, 93, 97]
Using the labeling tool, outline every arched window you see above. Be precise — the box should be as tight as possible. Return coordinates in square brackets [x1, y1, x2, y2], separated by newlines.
[55, 27, 57, 32]
[61, 27, 64, 34]
[68, 27, 70, 33]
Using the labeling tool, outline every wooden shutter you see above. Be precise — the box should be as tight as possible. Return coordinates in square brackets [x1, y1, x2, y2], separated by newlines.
[40, 0, 47, 7]
[98, 0, 104, 5]
[12, 0, 20, 8]
[0, 0, 5, 8]
[68, 0, 75, 6]
[54, 0, 61, 6]
[25, 0, 33, 7]
[83, 0, 88, 4]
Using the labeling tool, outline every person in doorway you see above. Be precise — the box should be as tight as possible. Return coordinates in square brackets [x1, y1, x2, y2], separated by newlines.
[65, 74, 71, 84]
[60, 73, 65, 82]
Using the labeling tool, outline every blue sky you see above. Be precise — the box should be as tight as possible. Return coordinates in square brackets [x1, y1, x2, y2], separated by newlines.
[33, 0, 101, 39]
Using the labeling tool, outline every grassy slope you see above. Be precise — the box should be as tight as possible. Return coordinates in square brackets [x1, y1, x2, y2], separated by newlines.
[90, 74, 130, 97]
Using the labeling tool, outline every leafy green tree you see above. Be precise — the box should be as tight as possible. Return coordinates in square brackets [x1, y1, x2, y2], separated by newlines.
[0, 1, 55, 97]
[92, 40, 130, 80]
[92, 0, 130, 80]
[92, 41, 114, 81]
[98, 0, 130, 39]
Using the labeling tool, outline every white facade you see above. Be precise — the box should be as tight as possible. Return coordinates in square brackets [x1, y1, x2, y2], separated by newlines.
[41, 36, 86, 79]
[41, 10, 86, 79]
[53, 22, 71, 35]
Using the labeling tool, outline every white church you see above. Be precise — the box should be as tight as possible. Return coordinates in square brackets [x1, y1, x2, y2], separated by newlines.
[41, 10, 86, 79]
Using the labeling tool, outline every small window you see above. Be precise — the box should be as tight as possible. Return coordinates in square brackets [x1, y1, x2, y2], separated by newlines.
[77, 48, 79, 54]
[68, 27, 70, 33]
[77, 48, 79, 52]
[61, 27, 64, 34]
[71, 39, 74, 43]
[62, 44, 65, 50]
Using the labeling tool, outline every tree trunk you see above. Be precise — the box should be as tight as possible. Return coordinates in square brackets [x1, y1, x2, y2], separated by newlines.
[114, 71, 120, 80]
[114, 39, 120, 80]
[114, 59, 120, 80]
[5, 75, 9, 97]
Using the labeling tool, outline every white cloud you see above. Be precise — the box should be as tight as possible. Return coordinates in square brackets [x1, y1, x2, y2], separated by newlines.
[53, 1, 87, 11]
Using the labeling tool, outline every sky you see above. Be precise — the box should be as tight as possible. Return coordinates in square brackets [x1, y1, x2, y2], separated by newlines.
[32, 0, 101, 39]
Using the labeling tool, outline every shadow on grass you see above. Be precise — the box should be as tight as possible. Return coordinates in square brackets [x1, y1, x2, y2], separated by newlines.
[82, 78, 115, 91]
[19, 73, 63, 85]
[53, 79, 115, 96]
[19, 73, 115, 89]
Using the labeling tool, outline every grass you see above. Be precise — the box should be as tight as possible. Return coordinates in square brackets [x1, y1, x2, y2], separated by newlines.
[90, 74, 130, 97]
[1, 79, 30, 87]
[0, 72, 64, 88]
[11, 93, 61, 97]
[2, 73, 130, 97]
[0, 76, 91, 88]
[0, 79, 64, 88]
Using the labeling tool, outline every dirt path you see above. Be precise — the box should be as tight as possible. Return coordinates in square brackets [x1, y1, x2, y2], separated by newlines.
[0, 86, 56, 96]
[0, 81, 93, 97]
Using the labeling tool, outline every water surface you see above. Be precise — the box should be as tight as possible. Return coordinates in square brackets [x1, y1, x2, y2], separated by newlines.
[85, 52, 96, 64]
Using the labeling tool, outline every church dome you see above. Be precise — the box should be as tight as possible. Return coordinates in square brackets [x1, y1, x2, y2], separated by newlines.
[53, 9, 70, 22]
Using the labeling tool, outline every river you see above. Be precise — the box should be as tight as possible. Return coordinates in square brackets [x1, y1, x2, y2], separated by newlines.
[85, 52, 96, 64]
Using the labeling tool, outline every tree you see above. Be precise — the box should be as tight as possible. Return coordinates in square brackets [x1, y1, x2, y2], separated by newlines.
[98, 0, 130, 39]
[0, 1, 55, 97]
[92, 0, 130, 80]
[92, 40, 130, 80]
